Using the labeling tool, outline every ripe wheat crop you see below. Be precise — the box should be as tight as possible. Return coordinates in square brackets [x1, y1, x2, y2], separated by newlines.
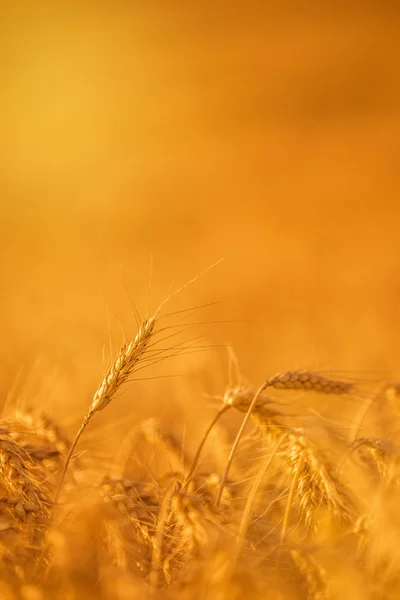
[1, 297, 399, 600]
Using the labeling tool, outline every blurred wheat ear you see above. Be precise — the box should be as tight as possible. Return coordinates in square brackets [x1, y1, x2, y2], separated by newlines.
[54, 315, 156, 505]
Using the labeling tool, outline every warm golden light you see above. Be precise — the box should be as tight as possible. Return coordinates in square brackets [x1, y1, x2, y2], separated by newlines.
[1, 2, 400, 598]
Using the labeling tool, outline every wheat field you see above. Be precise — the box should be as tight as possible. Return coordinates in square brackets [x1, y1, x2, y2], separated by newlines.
[2, 2, 400, 599]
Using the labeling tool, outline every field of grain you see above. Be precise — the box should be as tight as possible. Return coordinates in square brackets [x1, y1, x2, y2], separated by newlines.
[1, 2, 400, 598]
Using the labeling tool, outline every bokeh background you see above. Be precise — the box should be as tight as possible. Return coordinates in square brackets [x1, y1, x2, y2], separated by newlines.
[1, 2, 400, 428]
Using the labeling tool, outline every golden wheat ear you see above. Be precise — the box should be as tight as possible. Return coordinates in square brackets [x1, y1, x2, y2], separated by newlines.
[54, 315, 156, 505]
[266, 371, 354, 394]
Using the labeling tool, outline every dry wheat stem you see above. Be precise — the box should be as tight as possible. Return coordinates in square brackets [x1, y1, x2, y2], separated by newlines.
[215, 380, 268, 508]
[183, 405, 230, 490]
[350, 382, 389, 443]
[53, 415, 90, 506]
[235, 433, 287, 561]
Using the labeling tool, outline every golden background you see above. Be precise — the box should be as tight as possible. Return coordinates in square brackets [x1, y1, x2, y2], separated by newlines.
[1, 2, 400, 424]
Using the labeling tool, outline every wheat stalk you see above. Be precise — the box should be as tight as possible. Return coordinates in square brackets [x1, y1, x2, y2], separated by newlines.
[183, 405, 230, 489]
[235, 433, 287, 562]
[54, 315, 156, 505]
[215, 381, 268, 508]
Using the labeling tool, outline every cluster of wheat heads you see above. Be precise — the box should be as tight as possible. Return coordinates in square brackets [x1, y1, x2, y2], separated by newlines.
[1, 304, 400, 598]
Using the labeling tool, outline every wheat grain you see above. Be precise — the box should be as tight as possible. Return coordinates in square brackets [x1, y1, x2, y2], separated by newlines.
[183, 405, 229, 489]
[91, 316, 156, 414]
[140, 418, 191, 473]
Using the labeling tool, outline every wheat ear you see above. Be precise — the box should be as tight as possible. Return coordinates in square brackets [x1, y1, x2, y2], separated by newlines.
[54, 315, 156, 505]
[266, 371, 353, 394]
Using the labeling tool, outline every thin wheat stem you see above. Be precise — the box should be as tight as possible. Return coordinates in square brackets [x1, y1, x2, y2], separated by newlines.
[215, 380, 268, 508]
[183, 405, 230, 490]
[235, 433, 287, 559]
[280, 452, 304, 545]
[53, 414, 90, 505]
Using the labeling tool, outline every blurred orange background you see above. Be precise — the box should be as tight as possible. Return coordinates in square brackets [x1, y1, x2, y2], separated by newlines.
[1, 2, 400, 421]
